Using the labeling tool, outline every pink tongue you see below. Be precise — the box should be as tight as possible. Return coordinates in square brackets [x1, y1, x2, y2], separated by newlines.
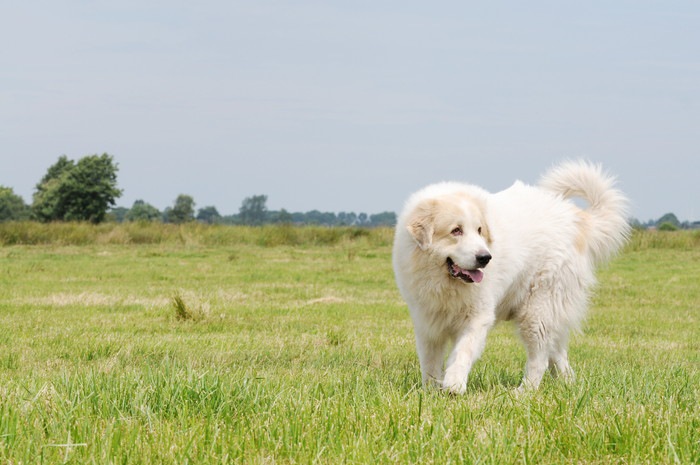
[465, 269, 484, 283]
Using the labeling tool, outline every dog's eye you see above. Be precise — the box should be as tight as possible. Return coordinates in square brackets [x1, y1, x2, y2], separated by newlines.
[451, 227, 463, 236]
[478, 227, 482, 235]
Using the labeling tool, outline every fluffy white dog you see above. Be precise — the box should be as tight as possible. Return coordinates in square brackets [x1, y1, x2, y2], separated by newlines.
[393, 161, 630, 393]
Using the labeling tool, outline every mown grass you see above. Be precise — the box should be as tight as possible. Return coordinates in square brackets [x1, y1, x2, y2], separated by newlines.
[0, 224, 697, 464]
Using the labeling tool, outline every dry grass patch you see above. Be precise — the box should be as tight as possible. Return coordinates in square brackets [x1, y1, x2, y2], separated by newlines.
[22, 292, 169, 308]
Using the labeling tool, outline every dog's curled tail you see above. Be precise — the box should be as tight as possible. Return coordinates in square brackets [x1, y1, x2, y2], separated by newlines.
[539, 160, 631, 266]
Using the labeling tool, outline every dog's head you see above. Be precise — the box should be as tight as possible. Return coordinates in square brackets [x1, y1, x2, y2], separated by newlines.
[406, 193, 492, 284]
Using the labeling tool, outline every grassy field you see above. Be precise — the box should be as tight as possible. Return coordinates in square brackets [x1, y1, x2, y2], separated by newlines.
[0, 224, 698, 464]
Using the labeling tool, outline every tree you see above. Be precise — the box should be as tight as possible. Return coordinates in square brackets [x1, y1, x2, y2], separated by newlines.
[127, 200, 161, 222]
[32, 155, 74, 222]
[273, 208, 293, 224]
[629, 218, 643, 230]
[162, 207, 173, 223]
[0, 186, 31, 221]
[369, 211, 397, 227]
[37, 155, 75, 188]
[337, 212, 358, 225]
[196, 206, 221, 224]
[239, 195, 267, 225]
[304, 210, 337, 225]
[169, 195, 195, 224]
[109, 207, 129, 223]
[33, 154, 122, 223]
[656, 213, 680, 228]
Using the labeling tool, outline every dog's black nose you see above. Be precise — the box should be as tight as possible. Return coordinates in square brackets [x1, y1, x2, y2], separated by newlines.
[476, 253, 492, 267]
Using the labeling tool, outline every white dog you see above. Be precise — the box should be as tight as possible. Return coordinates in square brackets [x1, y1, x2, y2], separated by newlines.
[393, 161, 630, 393]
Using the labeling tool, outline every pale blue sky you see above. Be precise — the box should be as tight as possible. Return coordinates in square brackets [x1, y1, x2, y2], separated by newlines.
[1, 1, 698, 221]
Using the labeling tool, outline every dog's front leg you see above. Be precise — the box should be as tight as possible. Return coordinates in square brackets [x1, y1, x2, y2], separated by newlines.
[415, 330, 446, 389]
[442, 314, 494, 394]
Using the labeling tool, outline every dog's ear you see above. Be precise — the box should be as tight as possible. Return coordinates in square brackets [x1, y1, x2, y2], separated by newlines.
[407, 220, 433, 250]
[480, 221, 492, 244]
[407, 202, 436, 250]
[471, 198, 492, 244]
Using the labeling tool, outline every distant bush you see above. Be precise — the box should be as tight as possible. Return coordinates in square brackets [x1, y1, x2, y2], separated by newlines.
[657, 222, 679, 231]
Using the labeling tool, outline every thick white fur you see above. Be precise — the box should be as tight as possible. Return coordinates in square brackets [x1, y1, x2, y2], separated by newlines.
[393, 160, 630, 393]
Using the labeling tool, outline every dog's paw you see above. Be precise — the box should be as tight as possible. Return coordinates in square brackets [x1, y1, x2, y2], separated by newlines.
[512, 384, 529, 397]
[442, 372, 467, 395]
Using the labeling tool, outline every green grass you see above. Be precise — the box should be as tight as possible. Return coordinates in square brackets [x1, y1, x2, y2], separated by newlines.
[0, 225, 698, 464]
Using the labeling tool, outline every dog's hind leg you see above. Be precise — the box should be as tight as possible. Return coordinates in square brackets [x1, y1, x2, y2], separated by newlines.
[519, 332, 550, 390]
[517, 270, 584, 390]
[517, 303, 554, 390]
[519, 308, 578, 389]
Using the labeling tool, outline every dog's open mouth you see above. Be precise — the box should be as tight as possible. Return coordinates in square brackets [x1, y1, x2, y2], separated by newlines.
[446, 257, 484, 284]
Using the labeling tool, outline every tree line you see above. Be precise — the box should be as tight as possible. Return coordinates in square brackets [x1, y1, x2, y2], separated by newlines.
[108, 194, 397, 227]
[1, 154, 694, 229]
[0, 154, 397, 227]
[630, 213, 699, 231]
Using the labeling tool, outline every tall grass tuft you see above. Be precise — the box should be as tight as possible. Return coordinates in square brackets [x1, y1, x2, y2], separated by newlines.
[172, 294, 192, 321]
[171, 293, 210, 322]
